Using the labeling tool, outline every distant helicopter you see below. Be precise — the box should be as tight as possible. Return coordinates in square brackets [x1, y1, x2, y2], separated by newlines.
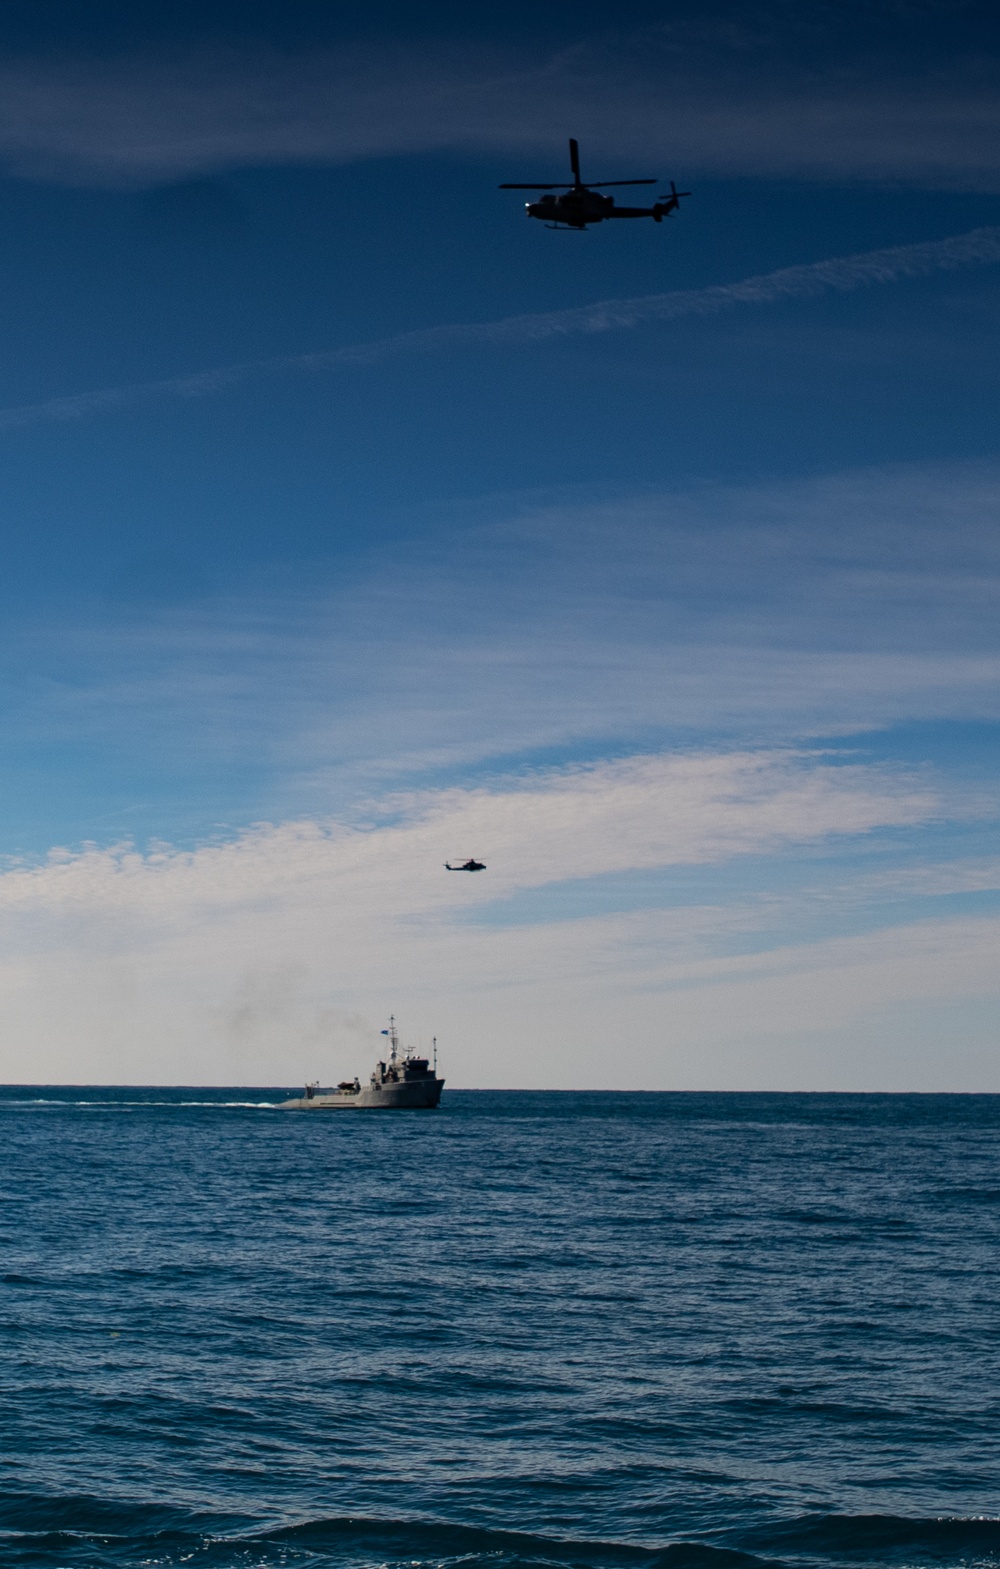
[445, 858, 487, 872]
[500, 138, 690, 231]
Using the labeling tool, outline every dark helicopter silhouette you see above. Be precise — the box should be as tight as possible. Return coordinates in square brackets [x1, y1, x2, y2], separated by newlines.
[445, 858, 487, 872]
[501, 138, 689, 230]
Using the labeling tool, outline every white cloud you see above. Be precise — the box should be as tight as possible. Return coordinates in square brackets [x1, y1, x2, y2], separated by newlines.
[0, 747, 946, 1086]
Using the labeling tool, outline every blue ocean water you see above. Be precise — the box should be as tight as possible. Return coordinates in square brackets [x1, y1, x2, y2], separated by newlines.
[1, 1089, 998, 1569]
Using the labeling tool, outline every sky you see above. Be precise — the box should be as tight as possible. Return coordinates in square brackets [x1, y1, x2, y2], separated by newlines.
[1, 0, 1000, 1088]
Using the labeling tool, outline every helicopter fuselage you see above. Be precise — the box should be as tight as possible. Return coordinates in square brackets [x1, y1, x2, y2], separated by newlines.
[526, 188, 676, 229]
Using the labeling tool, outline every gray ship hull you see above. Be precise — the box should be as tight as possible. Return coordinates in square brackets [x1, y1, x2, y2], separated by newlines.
[282, 1017, 444, 1110]
[280, 1078, 444, 1110]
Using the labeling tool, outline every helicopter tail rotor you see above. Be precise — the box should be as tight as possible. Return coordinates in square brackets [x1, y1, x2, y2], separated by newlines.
[654, 180, 692, 219]
[569, 137, 582, 187]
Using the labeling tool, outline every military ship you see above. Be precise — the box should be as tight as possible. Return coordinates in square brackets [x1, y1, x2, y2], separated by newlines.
[280, 1018, 445, 1110]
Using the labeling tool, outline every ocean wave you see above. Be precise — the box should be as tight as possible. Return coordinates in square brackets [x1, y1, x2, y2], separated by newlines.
[264, 1516, 765, 1566]
[3, 1097, 280, 1107]
[2, 1501, 999, 1569]
[0, 1501, 776, 1569]
[739, 1512, 1000, 1559]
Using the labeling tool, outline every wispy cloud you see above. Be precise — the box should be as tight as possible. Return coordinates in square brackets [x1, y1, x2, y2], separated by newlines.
[5, 458, 1000, 834]
[1, 748, 932, 911]
[2, 226, 998, 432]
[1, 25, 999, 189]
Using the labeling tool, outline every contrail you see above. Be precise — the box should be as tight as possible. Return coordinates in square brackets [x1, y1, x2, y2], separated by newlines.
[2, 225, 999, 432]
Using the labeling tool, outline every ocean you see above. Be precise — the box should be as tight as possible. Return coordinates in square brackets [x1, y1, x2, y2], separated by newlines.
[1, 1088, 998, 1569]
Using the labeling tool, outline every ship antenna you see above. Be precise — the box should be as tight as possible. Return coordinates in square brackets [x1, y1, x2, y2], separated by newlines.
[433, 1036, 437, 1074]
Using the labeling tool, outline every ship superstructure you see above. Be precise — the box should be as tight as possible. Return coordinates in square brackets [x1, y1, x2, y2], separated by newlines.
[280, 1018, 445, 1110]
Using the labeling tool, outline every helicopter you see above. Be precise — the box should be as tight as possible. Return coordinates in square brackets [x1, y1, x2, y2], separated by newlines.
[445, 858, 487, 872]
[500, 138, 690, 231]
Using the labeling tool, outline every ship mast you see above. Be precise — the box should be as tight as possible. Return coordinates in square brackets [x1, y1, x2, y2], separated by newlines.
[388, 1014, 399, 1065]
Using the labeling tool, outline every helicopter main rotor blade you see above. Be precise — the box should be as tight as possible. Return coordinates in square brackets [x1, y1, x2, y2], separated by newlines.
[569, 137, 582, 184]
[587, 178, 658, 187]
